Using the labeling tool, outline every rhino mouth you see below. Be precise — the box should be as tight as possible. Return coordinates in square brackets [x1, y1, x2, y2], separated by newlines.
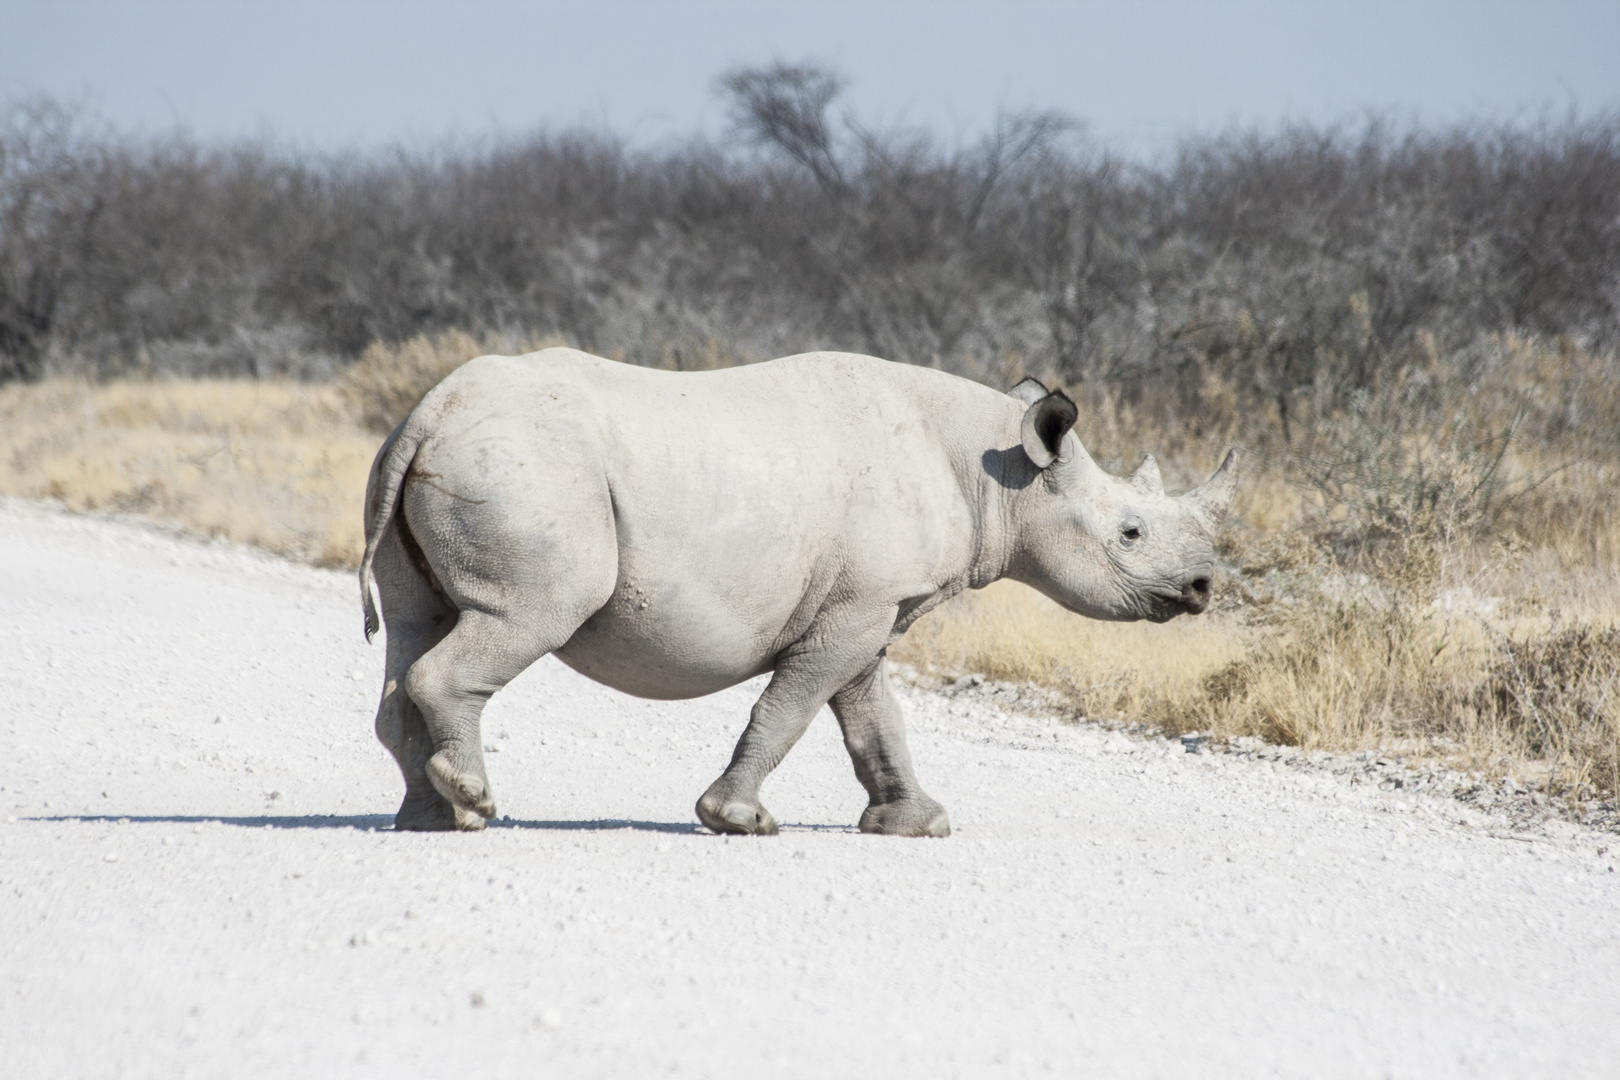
[1144, 592, 1180, 622]
[1146, 587, 1208, 622]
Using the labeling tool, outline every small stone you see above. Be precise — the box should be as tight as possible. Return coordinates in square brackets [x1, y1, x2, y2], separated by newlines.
[469, 990, 488, 1008]
[538, 1009, 563, 1030]
[103, 853, 120, 863]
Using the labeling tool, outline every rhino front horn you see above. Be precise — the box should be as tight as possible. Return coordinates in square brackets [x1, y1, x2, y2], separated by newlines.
[1186, 449, 1240, 523]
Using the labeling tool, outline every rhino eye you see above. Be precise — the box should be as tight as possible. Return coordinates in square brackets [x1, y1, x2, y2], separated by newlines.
[1120, 524, 1143, 544]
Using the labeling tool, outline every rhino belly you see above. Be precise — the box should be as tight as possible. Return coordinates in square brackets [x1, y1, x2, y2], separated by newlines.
[553, 598, 780, 700]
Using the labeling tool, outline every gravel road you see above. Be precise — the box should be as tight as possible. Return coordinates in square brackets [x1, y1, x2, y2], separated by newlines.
[3, 499, 1618, 1078]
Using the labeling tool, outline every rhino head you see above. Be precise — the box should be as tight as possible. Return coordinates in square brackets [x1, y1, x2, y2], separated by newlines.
[1001, 378, 1238, 623]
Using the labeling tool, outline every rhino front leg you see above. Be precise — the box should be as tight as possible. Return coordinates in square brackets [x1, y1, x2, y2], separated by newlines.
[695, 671, 812, 836]
[697, 618, 892, 836]
[830, 657, 950, 837]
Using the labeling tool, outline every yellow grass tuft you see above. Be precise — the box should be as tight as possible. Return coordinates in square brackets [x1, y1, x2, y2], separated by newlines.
[890, 580, 1243, 719]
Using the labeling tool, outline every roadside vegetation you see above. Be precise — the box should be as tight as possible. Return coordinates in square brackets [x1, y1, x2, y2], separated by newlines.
[3, 65, 1616, 804]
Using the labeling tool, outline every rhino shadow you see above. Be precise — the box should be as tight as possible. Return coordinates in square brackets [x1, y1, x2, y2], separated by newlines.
[32, 813, 852, 834]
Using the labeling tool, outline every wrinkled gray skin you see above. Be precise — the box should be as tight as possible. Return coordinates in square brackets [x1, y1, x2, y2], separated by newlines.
[359, 349, 1238, 836]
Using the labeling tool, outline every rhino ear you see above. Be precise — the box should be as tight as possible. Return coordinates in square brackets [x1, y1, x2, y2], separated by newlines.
[1008, 377, 1049, 407]
[1129, 453, 1163, 494]
[1186, 449, 1240, 524]
[1021, 390, 1079, 470]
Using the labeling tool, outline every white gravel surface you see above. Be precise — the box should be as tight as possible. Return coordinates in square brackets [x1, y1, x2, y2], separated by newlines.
[3, 499, 1618, 1078]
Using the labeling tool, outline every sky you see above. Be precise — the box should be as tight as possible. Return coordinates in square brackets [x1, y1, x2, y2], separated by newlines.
[3, 0, 1618, 158]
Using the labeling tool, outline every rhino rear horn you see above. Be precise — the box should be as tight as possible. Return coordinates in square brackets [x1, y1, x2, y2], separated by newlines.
[1020, 390, 1079, 470]
[1130, 453, 1164, 494]
[1186, 449, 1240, 524]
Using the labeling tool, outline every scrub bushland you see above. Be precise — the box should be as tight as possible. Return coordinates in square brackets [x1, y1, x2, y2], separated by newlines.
[3, 65, 1616, 800]
[4, 331, 1616, 802]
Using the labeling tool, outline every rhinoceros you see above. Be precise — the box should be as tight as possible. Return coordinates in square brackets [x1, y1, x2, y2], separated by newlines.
[358, 348, 1236, 836]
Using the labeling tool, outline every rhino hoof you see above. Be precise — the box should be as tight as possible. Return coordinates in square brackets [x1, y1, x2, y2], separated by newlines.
[451, 806, 488, 831]
[859, 798, 951, 837]
[390, 793, 479, 835]
[394, 789, 488, 832]
[695, 793, 779, 836]
[425, 751, 497, 821]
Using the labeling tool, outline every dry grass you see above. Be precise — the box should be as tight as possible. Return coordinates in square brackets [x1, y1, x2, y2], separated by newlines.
[0, 377, 376, 566]
[5, 330, 1618, 799]
[889, 581, 1244, 714]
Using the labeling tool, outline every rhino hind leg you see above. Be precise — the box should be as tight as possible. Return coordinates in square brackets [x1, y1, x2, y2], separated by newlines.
[830, 658, 950, 838]
[392, 462, 618, 829]
[385, 695, 485, 833]
[369, 521, 473, 831]
[405, 607, 589, 824]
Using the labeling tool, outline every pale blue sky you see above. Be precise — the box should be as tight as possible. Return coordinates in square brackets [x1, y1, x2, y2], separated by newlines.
[3, 0, 1617, 157]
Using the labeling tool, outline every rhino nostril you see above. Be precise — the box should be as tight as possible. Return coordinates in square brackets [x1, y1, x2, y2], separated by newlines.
[1188, 577, 1211, 597]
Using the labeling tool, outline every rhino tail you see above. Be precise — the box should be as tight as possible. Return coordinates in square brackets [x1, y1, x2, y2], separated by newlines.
[358, 422, 422, 643]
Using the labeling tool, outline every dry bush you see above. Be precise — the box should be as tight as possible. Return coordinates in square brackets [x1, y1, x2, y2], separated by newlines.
[1172, 533, 1620, 797]
[343, 329, 566, 433]
[1481, 625, 1620, 795]
[1150, 334, 1619, 793]
[343, 329, 756, 434]
[5, 83, 1617, 398]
